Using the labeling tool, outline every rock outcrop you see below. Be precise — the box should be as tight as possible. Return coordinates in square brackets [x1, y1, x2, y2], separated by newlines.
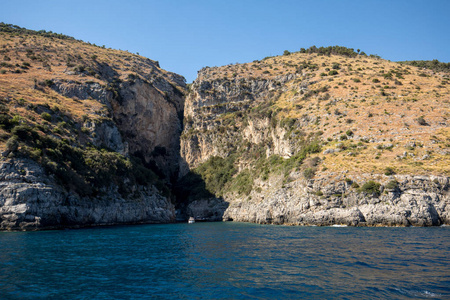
[0, 159, 174, 230]
[181, 72, 300, 174]
[53, 74, 185, 181]
[222, 174, 449, 226]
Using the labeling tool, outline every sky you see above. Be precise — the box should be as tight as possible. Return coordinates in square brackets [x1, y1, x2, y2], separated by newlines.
[1, 0, 449, 82]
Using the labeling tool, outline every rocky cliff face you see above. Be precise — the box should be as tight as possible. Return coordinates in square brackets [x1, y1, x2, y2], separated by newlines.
[222, 174, 449, 226]
[0, 67, 184, 230]
[0, 158, 174, 230]
[52, 68, 185, 181]
[181, 72, 300, 176]
[0, 25, 185, 230]
[180, 51, 450, 226]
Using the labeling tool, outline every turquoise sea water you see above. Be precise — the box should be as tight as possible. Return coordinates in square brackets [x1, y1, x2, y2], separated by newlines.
[0, 222, 449, 299]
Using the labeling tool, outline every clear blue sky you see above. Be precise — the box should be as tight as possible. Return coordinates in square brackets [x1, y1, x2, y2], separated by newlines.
[1, 0, 449, 82]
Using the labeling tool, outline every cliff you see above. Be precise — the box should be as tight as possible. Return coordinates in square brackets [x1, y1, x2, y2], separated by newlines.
[0, 158, 174, 230]
[0, 24, 185, 230]
[1, 25, 449, 229]
[180, 47, 450, 226]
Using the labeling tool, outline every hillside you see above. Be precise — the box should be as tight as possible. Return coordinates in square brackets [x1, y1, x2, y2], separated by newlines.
[0, 23, 186, 230]
[0, 23, 449, 229]
[179, 46, 450, 226]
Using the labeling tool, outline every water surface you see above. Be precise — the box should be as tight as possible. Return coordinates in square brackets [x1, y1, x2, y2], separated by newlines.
[0, 223, 449, 299]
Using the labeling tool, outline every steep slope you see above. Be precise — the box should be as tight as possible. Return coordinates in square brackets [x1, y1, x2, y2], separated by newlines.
[0, 24, 186, 230]
[180, 47, 450, 226]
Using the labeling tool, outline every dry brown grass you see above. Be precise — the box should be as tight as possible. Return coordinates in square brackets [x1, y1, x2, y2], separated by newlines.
[198, 52, 450, 176]
[0, 31, 185, 154]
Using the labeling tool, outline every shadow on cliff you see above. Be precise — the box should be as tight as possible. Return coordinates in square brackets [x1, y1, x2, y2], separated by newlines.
[173, 171, 229, 222]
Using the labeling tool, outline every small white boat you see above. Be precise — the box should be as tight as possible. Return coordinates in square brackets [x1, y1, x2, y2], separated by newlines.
[188, 217, 195, 224]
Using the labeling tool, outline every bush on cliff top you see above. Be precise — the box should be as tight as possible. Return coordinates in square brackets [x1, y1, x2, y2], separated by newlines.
[399, 59, 450, 73]
[299, 46, 366, 58]
[0, 22, 77, 41]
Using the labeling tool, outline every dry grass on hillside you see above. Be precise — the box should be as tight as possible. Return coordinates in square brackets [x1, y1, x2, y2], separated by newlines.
[198, 52, 450, 176]
[0, 30, 184, 153]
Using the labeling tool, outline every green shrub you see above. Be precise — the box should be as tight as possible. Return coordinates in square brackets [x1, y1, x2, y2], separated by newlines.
[11, 125, 39, 141]
[194, 155, 237, 196]
[53, 127, 62, 134]
[303, 167, 315, 179]
[73, 65, 85, 73]
[383, 72, 393, 79]
[399, 59, 450, 73]
[332, 63, 341, 70]
[416, 116, 427, 126]
[5, 136, 18, 152]
[231, 169, 253, 196]
[359, 180, 381, 196]
[8, 121, 167, 197]
[302, 141, 321, 155]
[299, 46, 365, 58]
[384, 167, 395, 175]
[41, 112, 52, 122]
[0, 113, 17, 130]
[280, 117, 296, 129]
[385, 180, 399, 190]
[328, 70, 338, 75]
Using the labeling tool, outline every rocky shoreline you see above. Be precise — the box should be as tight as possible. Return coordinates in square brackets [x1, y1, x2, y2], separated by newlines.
[186, 174, 449, 227]
[1, 157, 448, 230]
[0, 159, 175, 231]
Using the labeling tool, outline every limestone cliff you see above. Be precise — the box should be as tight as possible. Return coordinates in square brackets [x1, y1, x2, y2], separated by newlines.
[222, 173, 449, 226]
[180, 47, 450, 226]
[0, 158, 174, 230]
[0, 24, 185, 230]
[52, 74, 185, 181]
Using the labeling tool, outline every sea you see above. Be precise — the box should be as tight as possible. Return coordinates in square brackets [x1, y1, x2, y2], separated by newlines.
[0, 222, 449, 299]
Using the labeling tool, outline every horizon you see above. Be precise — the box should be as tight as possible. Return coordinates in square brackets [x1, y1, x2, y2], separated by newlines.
[1, 0, 449, 82]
